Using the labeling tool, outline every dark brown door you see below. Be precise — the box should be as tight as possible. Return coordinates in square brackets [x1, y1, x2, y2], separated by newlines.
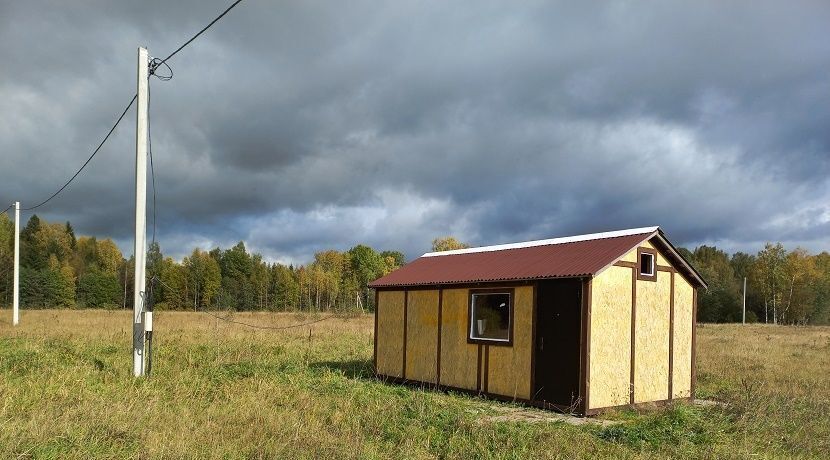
[533, 278, 582, 409]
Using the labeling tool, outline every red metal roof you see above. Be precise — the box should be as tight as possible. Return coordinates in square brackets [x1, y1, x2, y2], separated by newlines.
[369, 231, 654, 288]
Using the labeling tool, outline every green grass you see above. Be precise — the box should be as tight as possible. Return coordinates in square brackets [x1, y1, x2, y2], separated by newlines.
[0, 311, 828, 459]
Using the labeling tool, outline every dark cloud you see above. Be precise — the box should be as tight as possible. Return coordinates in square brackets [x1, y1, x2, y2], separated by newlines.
[1, 0, 829, 264]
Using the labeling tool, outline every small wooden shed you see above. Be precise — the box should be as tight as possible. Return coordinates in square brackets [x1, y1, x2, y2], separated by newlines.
[369, 226, 707, 415]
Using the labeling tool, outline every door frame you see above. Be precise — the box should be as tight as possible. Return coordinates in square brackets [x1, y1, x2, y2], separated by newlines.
[530, 277, 588, 413]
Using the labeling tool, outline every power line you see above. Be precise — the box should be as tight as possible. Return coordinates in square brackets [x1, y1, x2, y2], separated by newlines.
[148, 81, 157, 247]
[149, 0, 244, 77]
[149, 58, 172, 81]
[22, 95, 138, 211]
[20, 0, 244, 213]
[143, 0, 246, 249]
[142, 0, 246, 298]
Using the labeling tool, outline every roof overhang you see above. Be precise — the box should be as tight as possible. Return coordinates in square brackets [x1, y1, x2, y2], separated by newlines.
[593, 228, 707, 289]
[651, 229, 709, 290]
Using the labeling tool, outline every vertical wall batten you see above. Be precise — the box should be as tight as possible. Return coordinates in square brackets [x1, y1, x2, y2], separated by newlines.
[483, 345, 490, 392]
[373, 289, 379, 374]
[691, 288, 697, 398]
[402, 289, 408, 379]
[669, 271, 675, 400]
[476, 344, 483, 392]
[579, 278, 592, 413]
[629, 266, 637, 404]
[436, 288, 443, 385]
[530, 282, 538, 399]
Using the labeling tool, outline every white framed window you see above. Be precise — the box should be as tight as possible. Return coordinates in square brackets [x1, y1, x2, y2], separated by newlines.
[640, 252, 654, 276]
[637, 247, 657, 281]
[468, 290, 513, 344]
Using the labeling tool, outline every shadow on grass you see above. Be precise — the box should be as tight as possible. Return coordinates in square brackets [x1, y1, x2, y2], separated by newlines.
[310, 358, 375, 380]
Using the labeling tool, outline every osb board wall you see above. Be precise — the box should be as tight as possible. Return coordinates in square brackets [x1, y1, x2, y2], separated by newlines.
[405, 290, 440, 383]
[634, 272, 671, 403]
[376, 290, 405, 378]
[672, 275, 694, 398]
[439, 288, 479, 391]
[486, 285, 533, 400]
[589, 266, 632, 409]
[619, 247, 638, 263]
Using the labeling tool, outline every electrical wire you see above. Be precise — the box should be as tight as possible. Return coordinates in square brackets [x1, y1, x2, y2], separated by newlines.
[18, 0, 243, 213]
[0, 203, 13, 215]
[149, 0, 244, 77]
[148, 58, 172, 81]
[154, 277, 332, 331]
[22, 95, 137, 211]
[144, 78, 158, 375]
[142, 0, 245, 269]
[148, 80, 157, 248]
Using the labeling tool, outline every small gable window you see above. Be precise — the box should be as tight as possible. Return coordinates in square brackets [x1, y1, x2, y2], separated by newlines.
[637, 247, 657, 281]
[640, 252, 654, 276]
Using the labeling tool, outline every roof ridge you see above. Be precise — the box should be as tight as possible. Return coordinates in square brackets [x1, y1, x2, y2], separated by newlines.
[421, 226, 659, 258]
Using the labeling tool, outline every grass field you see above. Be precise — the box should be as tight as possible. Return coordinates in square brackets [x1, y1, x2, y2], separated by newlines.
[1, 310, 828, 459]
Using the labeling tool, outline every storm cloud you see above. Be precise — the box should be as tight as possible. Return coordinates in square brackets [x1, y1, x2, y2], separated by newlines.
[1, 0, 829, 263]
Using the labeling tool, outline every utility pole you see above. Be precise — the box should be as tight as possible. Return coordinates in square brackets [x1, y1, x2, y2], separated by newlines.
[133, 47, 149, 377]
[12, 201, 19, 326]
[742, 277, 746, 325]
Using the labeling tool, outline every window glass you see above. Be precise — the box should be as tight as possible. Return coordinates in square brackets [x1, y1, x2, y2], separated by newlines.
[470, 292, 511, 341]
[640, 252, 655, 276]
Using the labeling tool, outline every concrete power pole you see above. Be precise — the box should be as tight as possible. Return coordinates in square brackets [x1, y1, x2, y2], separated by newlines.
[133, 47, 149, 377]
[742, 277, 747, 325]
[12, 201, 19, 326]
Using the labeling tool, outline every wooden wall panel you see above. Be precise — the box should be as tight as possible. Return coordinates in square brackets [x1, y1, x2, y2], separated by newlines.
[672, 276, 694, 398]
[376, 290, 405, 378]
[589, 266, 632, 409]
[438, 288, 478, 391]
[634, 273, 671, 403]
[619, 247, 638, 264]
[405, 290, 440, 383]
[487, 286, 533, 400]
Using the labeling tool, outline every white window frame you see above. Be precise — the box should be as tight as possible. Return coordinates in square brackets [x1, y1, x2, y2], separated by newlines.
[468, 290, 513, 345]
[640, 252, 655, 276]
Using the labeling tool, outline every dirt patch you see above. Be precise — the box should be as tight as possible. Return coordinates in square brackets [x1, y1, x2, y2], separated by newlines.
[476, 404, 621, 427]
[692, 398, 729, 408]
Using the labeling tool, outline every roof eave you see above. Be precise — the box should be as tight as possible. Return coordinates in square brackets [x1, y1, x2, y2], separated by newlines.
[588, 228, 708, 290]
[369, 273, 593, 289]
[652, 229, 709, 290]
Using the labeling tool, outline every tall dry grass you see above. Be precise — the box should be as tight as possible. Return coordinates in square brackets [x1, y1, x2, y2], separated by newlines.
[0, 310, 827, 459]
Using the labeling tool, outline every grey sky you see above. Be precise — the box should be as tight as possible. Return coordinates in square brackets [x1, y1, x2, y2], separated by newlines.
[1, 1, 829, 264]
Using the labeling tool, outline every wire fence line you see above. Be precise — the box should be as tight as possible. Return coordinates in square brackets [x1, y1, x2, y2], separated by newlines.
[153, 277, 333, 331]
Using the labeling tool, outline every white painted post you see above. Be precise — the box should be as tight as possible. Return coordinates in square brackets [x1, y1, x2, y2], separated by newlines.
[133, 47, 149, 377]
[12, 201, 19, 326]
[742, 277, 746, 325]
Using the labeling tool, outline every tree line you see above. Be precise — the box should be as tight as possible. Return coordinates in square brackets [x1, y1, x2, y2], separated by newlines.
[1, 214, 828, 324]
[0, 214, 403, 312]
[681, 244, 830, 325]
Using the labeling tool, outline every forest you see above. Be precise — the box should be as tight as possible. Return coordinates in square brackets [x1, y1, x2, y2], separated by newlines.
[0, 213, 403, 313]
[0, 213, 828, 324]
